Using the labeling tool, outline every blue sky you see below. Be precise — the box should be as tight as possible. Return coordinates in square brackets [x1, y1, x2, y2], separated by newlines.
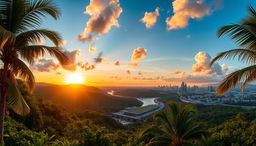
[35, 0, 256, 86]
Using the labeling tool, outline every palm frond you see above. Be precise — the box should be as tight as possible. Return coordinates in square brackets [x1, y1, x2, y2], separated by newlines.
[241, 70, 256, 91]
[15, 0, 60, 33]
[7, 74, 30, 116]
[15, 29, 63, 47]
[154, 110, 174, 135]
[217, 24, 256, 50]
[216, 65, 256, 95]
[210, 49, 256, 66]
[248, 6, 256, 18]
[182, 123, 207, 140]
[18, 45, 67, 64]
[217, 6, 256, 50]
[0, 25, 15, 49]
[9, 58, 35, 91]
[145, 136, 172, 146]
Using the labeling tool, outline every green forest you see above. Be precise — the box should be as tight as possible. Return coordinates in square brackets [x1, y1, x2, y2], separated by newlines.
[2, 80, 256, 146]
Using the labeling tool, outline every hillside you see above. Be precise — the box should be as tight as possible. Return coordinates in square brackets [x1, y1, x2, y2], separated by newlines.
[34, 83, 142, 112]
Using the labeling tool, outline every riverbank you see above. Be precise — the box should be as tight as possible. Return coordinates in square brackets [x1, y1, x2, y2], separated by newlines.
[112, 97, 165, 124]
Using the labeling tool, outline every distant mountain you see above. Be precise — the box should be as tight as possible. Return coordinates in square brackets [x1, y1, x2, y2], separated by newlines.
[34, 83, 142, 113]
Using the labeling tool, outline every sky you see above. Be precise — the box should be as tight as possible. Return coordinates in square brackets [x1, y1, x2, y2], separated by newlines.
[32, 0, 256, 87]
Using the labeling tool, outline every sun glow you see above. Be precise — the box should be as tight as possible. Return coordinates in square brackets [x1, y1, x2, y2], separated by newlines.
[65, 72, 85, 84]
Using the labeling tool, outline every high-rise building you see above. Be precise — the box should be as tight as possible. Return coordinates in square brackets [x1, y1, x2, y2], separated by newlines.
[180, 81, 187, 94]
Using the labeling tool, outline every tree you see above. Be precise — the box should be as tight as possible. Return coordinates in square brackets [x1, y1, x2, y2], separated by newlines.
[210, 6, 256, 95]
[0, 0, 67, 143]
[139, 102, 207, 146]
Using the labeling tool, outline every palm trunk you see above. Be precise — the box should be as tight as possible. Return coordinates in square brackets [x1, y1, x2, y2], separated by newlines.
[0, 63, 8, 144]
[0, 86, 7, 144]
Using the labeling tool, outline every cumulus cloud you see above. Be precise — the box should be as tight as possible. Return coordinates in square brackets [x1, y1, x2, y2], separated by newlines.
[164, 51, 232, 84]
[89, 43, 96, 53]
[128, 47, 147, 66]
[62, 50, 81, 71]
[166, 0, 222, 30]
[78, 0, 122, 42]
[192, 51, 222, 75]
[33, 59, 59, 72]
[114, 61, 120, 66]
[141, 8, 160, 29]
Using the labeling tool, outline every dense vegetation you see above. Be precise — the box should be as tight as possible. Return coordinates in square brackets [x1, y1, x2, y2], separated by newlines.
[3, 81, 256, 146]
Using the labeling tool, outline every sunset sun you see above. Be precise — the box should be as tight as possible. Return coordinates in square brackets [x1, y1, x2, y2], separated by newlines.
[65, 72, 85, 84]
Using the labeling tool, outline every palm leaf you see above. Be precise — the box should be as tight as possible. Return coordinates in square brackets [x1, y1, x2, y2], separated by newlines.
[0, 25, 15, 49]
[15, 0, 60, 33]
[210, 49, 256, 66]
[216, 65, 256, 95]
[146, 136, 172, 146]
[7, 76, 30, 116]
[217, 6, 256, 50]
[18, 45, 67, 64]
[15, 29, 63, 47]
[9, 58, 35, 91]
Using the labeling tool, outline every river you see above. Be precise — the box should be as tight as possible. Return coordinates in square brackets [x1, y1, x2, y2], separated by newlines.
[112, 97, 165, 124]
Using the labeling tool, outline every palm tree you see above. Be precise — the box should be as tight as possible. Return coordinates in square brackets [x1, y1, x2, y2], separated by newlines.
[139, 102, 207, 146]
[210, 6, 256, 95]
[0, 0, 67, 143]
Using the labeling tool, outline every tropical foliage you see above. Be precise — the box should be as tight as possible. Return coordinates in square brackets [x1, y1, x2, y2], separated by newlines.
[210, 6, 256, 95]
[0, 0, 67, 143]
[3, 83, 256, 146]
[138, 102, 207, 146]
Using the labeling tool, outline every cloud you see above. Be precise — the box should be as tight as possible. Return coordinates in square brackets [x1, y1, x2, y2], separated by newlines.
[128, 47, 147, 66]
[94, 52, 106, 63]
[89, 43, 96, 53]
[141, 8, 160, 29]
[166, 0, 222, 30]
[77, 33, 94, 42]
[62, 50, 81, 71]
[78, 62, 95, 71]
[192, 51, 222, 75]
[166, 51, 230, 84]
[114, 61, 120, 66]
[172, 70, 184, 75]
[128, 61, 140, 66]
[78, 0, 122, 42]
[126, 70, 131, 75]
[33, 59, 59, 72]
